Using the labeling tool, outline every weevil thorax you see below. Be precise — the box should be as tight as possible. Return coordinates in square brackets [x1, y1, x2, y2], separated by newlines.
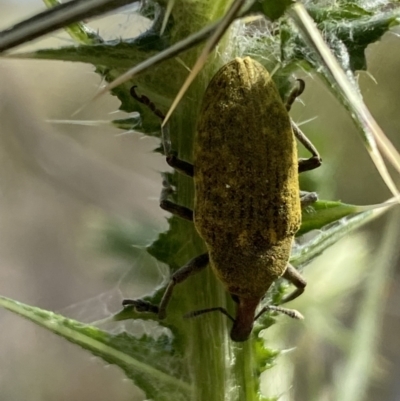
[194, 57, 301, 302]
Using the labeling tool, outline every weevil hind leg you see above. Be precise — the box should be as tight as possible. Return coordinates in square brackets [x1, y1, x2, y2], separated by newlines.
[123, 253, 209, 319]
[154, 252, 209, 319]
[280, 264, 307, 304]
[130, 86, 194, 177]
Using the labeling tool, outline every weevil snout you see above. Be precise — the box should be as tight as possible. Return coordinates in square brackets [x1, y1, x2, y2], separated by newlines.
[185, 295, 303, 341]
[230, 297, 261, 342]
[230, 321, 253, 342]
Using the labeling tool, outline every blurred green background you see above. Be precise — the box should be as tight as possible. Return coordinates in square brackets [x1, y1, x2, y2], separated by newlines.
[0, 1, 399, 401]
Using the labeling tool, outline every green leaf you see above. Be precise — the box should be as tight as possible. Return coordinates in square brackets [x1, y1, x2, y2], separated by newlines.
[310, 5, 400, 71]
[251, 0, 295, 21]
[42, 0, 104, 44]
[298, 200, 359, 236]
[0, 296, 191, 401]
[291, 202, 391, 269]
[276, 2, 400, 74]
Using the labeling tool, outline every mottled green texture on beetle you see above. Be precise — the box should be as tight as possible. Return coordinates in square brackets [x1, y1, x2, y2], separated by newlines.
[194, 57, 300, 299]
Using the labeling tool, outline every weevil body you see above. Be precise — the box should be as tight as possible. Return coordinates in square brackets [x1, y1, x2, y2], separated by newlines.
[195, 58, 301, 340]
[123, 57, 322, 342]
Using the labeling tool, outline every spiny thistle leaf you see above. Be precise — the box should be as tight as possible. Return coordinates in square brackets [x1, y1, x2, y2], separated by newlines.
[0, 296, 191, 401]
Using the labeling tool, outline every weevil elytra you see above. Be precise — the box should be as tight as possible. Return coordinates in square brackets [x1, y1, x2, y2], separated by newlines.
[123, 57, 322, 342]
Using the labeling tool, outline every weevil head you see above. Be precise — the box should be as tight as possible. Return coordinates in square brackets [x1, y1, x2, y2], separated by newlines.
[230, 296, 261, 342]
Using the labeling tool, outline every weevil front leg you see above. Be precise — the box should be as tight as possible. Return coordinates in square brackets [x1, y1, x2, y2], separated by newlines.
[293, 122, 322, 173]
[123, 253, 209, 319]
[285, 80, 322, 174]
[280, 264, 307, 304]
[130, 86, 195, 219]
[130, 86, 194, 177]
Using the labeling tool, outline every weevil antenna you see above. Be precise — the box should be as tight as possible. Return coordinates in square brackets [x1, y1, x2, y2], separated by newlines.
[254, 305, 304, 321]
[184, 307, 235, 322]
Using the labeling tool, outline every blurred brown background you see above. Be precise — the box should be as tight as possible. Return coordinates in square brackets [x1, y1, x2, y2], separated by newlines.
[0, 1, 400, 401]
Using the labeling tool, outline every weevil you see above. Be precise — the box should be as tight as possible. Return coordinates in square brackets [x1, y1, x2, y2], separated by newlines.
[123, 57, 322, 342]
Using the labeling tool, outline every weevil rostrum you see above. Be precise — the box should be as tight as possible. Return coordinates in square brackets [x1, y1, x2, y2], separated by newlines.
[123, 57, 322, 342]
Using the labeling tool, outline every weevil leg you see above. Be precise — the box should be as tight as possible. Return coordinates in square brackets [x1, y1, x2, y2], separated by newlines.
[122, 253, 209, 319]
[292, 122, 322, 173]
[130, 86, 194, 177]
[284, 80, 322, 173]
[300, 190, 318, 208]
[285, 79, 305, 112]
[162, 123, 194, 177]
[280, 264, 307, 304]
[159, 178, 194, 221]
[158, 253, 209, 319]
